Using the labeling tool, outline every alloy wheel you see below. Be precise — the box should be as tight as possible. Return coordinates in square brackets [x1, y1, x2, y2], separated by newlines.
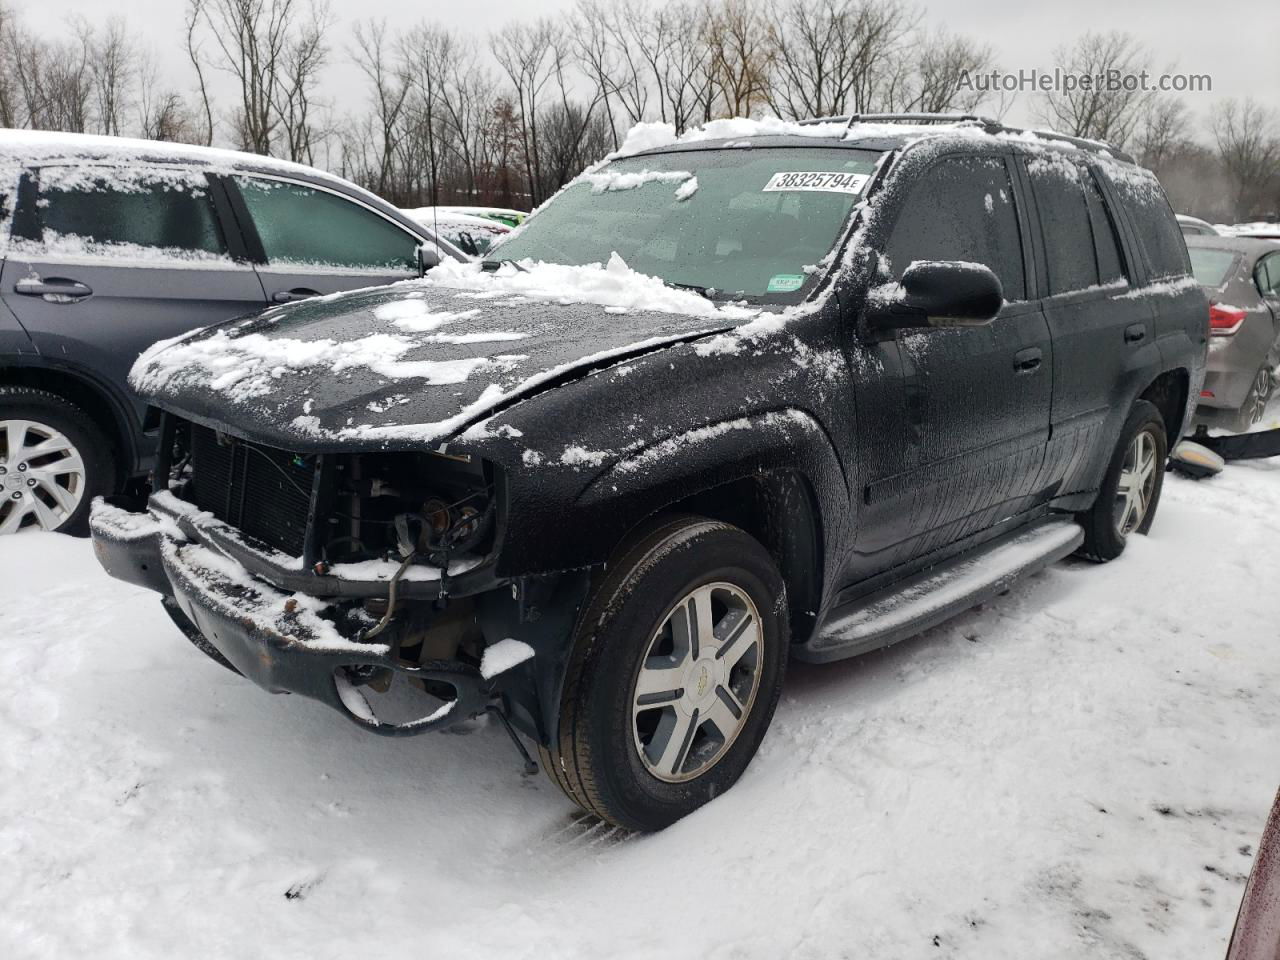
[0, 419, 87, 533]
[1114, 428, 1158, 538]
[1246, 368, 1273, 426]
[631, 581, 763, 783]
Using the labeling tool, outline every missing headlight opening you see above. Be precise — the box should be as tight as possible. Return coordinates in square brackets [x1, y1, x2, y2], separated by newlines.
[162, 417, 495, 689]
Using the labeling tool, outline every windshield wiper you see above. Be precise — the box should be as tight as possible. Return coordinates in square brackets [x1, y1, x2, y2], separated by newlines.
[481, 258, 528, 273]
[663, 279, 714, 300]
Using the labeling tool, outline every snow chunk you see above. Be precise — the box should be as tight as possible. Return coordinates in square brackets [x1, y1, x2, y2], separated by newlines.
[560, 445, 612, 468]
[479, 639, 535, 680]
[674, 177, 699, 202]
[423, 254, 756, 320]
[581, 168, 693, 194]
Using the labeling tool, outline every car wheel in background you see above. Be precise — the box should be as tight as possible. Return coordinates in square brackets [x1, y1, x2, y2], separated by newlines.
[539, 515, 788, 832]
[1076, 399, 1168, 562]
[1237, 365, 1275, 432]
[0, 386, 115, 536]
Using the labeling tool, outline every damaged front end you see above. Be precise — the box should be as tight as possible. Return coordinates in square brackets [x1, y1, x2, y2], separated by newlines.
[90, 414, 588, 752]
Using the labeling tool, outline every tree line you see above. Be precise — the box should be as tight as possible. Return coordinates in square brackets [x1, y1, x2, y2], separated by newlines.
[0, 0, 1275, 222]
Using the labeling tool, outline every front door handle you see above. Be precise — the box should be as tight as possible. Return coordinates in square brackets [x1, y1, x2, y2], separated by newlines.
[1124, 323, 1147, 344]
[14, 277, 93, 303]
[272, 288, 320, 304]
[1013, 347, 1043, 373]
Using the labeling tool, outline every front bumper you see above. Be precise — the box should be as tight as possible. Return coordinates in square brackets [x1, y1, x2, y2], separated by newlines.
[90, 496, 493, 735]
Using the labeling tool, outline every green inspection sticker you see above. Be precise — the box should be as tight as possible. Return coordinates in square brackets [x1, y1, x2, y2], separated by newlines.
[766, 274, 805, 292]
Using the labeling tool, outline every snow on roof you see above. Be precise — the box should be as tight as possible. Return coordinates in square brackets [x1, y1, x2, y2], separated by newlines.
[0, 129, 334, 179]
[401, 208, 512, 233]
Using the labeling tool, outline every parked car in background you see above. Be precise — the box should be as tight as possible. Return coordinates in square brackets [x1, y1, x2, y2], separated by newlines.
[1186, 236, 1280, 432]
[1177, 214, 1220, 236]
[441, 205, 525, 228]
[1230, 223, 1280, 241]
[401, 207, 512, 257]
[92, 114, 1206, 831]
[0, 131, 466, 535]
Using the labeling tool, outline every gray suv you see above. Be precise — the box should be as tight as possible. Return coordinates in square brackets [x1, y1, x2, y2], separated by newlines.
[0, 131, 464, 535]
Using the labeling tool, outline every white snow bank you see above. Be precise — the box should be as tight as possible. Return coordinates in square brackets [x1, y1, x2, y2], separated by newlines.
[424, 254, 757, 320]
[479, 639, 535, 680]
[4, 458, 1280, 958]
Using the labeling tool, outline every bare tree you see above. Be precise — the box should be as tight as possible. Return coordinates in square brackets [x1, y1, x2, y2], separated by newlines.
[885, 29, 993, 114]
[89, 17, 135, 135]
[491, 19, 558, 205]
[765, 0, 917, 120]
[188, 0, 327, 156]
[1213, 98, 1280, 221]
[272, 1, 330, 163]
[704, 0, 771, 120]
[184, 1, 216, 144]
[1035, 31, 1154, 147]
[350, 19, 411, 197]
[1133, 95, 1190, 173]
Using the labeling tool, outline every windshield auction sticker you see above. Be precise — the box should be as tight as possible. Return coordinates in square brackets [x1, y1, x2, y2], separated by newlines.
[762, 171, 869, 194]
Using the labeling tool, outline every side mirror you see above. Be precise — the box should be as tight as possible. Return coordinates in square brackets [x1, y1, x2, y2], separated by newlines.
[867, 260, 1003, 331]
[416, 243, 442, 276]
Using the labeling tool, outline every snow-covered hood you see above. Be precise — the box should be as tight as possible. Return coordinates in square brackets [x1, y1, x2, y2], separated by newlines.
[130, 259, 759, 451]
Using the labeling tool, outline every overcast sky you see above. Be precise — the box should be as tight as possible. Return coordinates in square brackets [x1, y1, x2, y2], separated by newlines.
[32, 0, 1280, 141]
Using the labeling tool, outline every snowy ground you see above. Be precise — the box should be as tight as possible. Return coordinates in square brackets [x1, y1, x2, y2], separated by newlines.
[3, 461, 1279, 960]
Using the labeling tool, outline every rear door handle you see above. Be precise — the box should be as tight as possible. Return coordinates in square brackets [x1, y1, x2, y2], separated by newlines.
[1013, 347, 1043, 373]
[272, 288, 320, 304]
[1124, 323, 1147, 343]
[14, 277, 93, 303]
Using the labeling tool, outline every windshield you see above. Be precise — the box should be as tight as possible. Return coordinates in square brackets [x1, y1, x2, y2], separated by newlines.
[490, 147, 882, 300]
[1188, 247, 1237, 287]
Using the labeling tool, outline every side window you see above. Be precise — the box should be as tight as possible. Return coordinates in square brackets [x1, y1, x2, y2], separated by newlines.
[1082, 171, 1127, 284]
[236, 177, 417, 273]
[1026, 156, 1098, 295]
[1098, 166, 1190, 279]
[885, 156, 1026, 301]
[1259, 254, 1280, 298]
[32, 165, 228, 264]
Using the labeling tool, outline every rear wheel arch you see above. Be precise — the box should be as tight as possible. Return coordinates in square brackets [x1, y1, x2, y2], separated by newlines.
[0, 363, 136, 485]
[1138, 367, 1190, 443]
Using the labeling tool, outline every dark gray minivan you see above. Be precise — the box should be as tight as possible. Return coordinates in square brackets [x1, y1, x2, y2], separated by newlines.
[0, 131, 465, 535]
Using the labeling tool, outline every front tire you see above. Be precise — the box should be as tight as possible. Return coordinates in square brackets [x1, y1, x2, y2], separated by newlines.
[1076, 399, 1167, 562]
[0, 387, 115, 536]
[540, 516, 788, 831]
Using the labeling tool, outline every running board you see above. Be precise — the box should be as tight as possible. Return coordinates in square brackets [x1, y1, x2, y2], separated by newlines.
[798, 519, 1084, 663]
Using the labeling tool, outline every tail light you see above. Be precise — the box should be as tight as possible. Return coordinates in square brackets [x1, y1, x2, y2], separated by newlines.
[1209, 302, 1246, 336]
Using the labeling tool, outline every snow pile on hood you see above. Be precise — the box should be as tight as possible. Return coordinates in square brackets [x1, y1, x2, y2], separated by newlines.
[131, 329, 507, 402]
[425, 254, 757, 320]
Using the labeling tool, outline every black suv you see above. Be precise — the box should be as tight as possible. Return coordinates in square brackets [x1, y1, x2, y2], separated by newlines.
[91, 115, 1207, 831]
[0, 131, 463, 535]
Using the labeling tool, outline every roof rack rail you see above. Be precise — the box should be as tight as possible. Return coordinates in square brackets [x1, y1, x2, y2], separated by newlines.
[796, 112, 1000, 130]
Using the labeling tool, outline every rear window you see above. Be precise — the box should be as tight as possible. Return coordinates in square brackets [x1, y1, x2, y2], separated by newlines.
[1100, 166, 1190, 279]
[31, 165, 228, 264]
[1188, 247, 1237, 288]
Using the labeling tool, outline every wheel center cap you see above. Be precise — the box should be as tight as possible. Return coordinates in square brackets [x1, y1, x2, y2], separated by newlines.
[685, 658, 718, 705]
[1, 472, 22, 492]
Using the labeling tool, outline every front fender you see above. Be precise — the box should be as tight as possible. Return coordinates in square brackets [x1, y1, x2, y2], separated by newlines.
[494, 407, 849, 581]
